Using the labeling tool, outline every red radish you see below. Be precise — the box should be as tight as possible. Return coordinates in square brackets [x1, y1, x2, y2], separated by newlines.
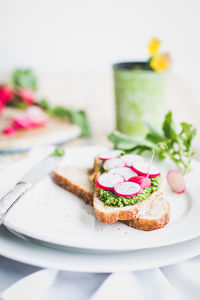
[103, 158, 125, 170]
[131, 161, 160, 177]
[3, 126, 17, 135]
[27, 106, 48, 125]
[98, 150, 122, 160]
[13, 106, 48, 129]
[129, 176, 152, 189]
[18, 89, 34, 104]
[167, 170, 185, 194]
[108, 167, 137, 181]
[114, 181, 141, 197]
[96, 173, 124, 190]
[13, 116, 36, 129]
[27, 106, 46, 117]
[0, 86, 13, 112]
[121, 154, 144, 167]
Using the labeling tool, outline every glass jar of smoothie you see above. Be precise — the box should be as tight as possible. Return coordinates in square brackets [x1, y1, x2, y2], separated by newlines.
[113, 62, 169, 136]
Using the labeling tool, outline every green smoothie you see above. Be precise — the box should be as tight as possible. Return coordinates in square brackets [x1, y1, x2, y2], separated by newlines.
[113, 62, 169, 136]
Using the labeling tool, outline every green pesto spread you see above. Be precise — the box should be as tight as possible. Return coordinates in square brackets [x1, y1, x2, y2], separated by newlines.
[98, 177, 160, 207]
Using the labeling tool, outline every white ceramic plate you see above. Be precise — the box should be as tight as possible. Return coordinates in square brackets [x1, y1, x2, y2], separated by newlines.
[1, 226, 200, 272]
[3, 146, 200, 251]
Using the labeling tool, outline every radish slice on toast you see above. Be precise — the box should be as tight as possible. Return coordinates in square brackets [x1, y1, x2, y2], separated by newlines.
[129, 176, 152, 189]
[103, 158, 125, 170]
[96, 173, 124, 190]
[131, 161, 160, 177]
[99, 150, 122, 160]
[167, 170, 185, 194]
[114, 181, 141, 197]
[121, 154, 144, 167]
[108, 167, 137, 181]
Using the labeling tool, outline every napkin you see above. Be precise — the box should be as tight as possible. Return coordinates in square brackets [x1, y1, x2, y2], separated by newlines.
[1, 269, 107, 300]
[1, 270, 57, 300]
[92, 256, 200, 300]
[1, 256, 200, 300]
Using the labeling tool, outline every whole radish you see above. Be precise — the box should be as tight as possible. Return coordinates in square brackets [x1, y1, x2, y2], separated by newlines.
[167, 170, 186, 194]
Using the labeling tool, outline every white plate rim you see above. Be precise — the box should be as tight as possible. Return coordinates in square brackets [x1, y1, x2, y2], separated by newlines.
[1, 226, 200, 273]
[4, 216, 200, 252]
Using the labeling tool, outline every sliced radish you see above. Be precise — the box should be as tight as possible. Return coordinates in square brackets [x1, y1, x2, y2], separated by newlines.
[103, 158, 125, 170]
[3, 126, 17, 135]
[121, 154, 144, 167]
[131, 161, 160, 177]
[27, 106, 48, 126]
[13, 116, 36, 129]
[98, 150, 122, 160]
[13, 106, 48, 130]
[108, 167, 137, 181]
[129, 176, 152, 189]
[167, 170, 185, 194]
[114, 181, 141, 197]
[96, 173, 124, 191]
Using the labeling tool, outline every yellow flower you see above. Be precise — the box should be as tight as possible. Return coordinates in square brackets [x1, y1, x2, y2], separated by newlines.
[148, 38, 161, 56]
[150, 53, 171, 72]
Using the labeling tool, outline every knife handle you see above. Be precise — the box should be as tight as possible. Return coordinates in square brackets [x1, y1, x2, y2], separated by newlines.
[0, 181, 32, 225]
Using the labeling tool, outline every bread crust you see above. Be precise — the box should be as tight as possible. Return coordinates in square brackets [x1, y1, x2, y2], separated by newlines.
[123, 201, 170, 231]
[53, 170, 93, 206]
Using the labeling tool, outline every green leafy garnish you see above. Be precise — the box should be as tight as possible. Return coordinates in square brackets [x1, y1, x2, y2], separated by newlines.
[36, 101, 90, 137]
[52, 148, 65, 157]
[36, 99, 51, 110]
[7, 97, 28, 110]
[12, 69, 37, 91]
[108, 111, 196, 174]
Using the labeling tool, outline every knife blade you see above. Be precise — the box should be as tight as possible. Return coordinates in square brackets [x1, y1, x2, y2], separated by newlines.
[0, 154, 62, 225]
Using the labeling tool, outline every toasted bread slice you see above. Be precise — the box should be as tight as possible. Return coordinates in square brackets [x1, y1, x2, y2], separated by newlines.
[53, 166, 93, 205]
[92, 157, 169, 228]
[123, 197, 170, 230]
[53, 161, 170, 231]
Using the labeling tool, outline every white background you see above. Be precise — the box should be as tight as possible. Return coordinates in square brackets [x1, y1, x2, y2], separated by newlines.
[0, 0, 200, 99]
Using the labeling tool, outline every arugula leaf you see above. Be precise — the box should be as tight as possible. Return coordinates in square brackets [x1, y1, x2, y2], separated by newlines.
[36, 99, 51, 110]
[50, 106, 70, 118]
[12, 69, 37, 91]
[108, 112, 196, 174]
[67, 110, 90, 137]
[51, 106, 90, 137]
[162, 111, 177, 140]
[36, 103, 90, 137]
[108, 130, 138, 150]
[107, 131, 152, 152]
[180, 122, 196, 151]
[52, 148, 65, 157]
[145, 122, 166, 144]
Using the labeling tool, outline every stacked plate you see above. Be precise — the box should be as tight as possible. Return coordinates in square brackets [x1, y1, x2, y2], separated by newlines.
[1, 146, 200, 272]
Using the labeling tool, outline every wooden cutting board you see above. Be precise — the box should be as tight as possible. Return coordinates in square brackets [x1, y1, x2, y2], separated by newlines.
[0, 108, 81, 153]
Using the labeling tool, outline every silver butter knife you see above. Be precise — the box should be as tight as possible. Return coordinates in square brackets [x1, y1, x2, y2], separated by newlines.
[0, 154, 62, 225]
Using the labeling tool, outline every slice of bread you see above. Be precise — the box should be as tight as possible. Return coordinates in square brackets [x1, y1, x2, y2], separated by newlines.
[123, 197, 170, 231]
[53, 166, 94, 206]
[92, 157, 170, 230]
[53, 159, 170, 231]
